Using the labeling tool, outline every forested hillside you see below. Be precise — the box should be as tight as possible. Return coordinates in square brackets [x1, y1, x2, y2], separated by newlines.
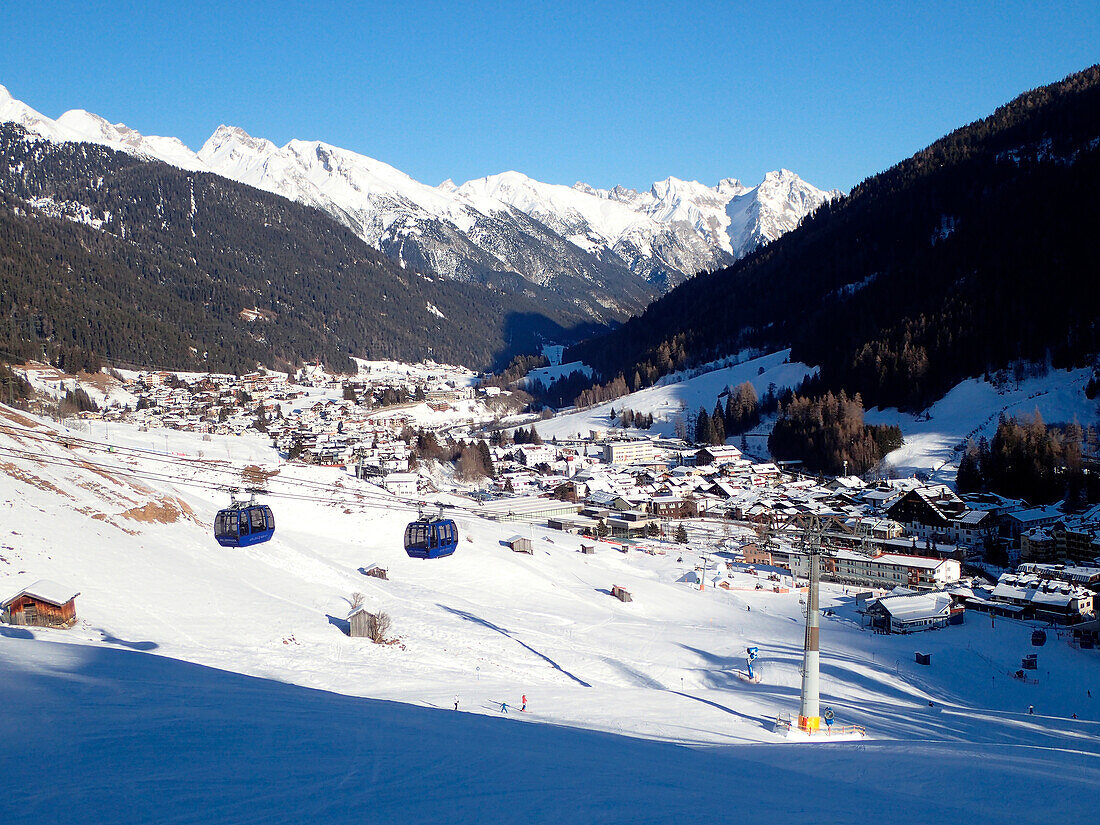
[0, 127, 608, 374]
[568, 65, 1100, 412]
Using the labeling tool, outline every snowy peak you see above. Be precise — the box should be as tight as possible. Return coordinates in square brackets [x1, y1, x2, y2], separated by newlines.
[0, 84, 84, 143]
[755, 168, 842, 208]
[198, 125, 278, 166]
[0, 82, 839, 295]
[56, 109, 139, 145]
[55, 109, 206, 172]
[0, 87, 205, 171]
[496, 170, 836, 269]
[724, 169, 840, 257]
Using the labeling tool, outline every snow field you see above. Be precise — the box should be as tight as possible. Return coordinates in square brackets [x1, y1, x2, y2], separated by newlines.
[0, 405, 1098, 822]
[531, 349, 815, 443]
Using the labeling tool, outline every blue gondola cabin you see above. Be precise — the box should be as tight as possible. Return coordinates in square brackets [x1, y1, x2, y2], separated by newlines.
[214, 503, 275, 547]
[404, 518, 458, 559]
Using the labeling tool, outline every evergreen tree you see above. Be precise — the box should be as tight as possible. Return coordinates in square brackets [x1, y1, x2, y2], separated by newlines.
[695, 407, 715, 445]
[711, 402, 726, 445]
[253, 403, 269, 433]
[956, 440, 984, 492]
[476, 440, 495, 478]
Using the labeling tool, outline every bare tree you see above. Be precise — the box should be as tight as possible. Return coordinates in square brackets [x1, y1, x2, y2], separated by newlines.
[349, 591, 365, 610]
[366, 611, 392, 644]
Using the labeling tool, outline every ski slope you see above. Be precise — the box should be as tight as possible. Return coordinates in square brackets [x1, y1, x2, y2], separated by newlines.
[865, 367, 1098, 479]
[531, 350, 815, 444]
[531, 352, 1098, 477]
[0, 404, 1098, 822]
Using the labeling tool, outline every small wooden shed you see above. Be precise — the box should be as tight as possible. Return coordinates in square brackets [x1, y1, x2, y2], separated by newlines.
[348, 605, 371, 638]
[610, 585, 632, 603]
[1, 580, 80, 628]
[579, 544, 595, 555]
[505, 535, 533, 554]
[364, 564, 389, 580]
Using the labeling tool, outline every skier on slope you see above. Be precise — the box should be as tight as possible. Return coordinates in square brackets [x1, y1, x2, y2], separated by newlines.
[521, 694, 527, 712]
[454, 696, 459, 711]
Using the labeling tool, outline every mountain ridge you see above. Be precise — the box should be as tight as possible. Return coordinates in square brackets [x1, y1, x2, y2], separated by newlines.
[0, 83, 838, 296]
[0, 122, 615, 373]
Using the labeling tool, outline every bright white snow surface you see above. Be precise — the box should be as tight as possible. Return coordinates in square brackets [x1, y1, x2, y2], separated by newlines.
[533, 350, 815, 441]
[0, 403, 1098, 821]
[523, 360, 593, 388]
[866, 367, 1098, 481]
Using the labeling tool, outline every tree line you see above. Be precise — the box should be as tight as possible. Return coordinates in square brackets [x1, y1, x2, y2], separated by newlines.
[956, 412, 1099, 506]
[768, 391, 903, 475]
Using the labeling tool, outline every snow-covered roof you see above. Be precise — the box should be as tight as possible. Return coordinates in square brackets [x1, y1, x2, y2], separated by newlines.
[1006, 505, 1063, 524]
[861, 488, 901, 502]
[873, 592, 953, 621]
[954, 510, 990, 526]
[831, 475, 866, 489]
[2, 579, 80, 608]
[991, 573, 1091, 608]
[874, 553, 948, 571]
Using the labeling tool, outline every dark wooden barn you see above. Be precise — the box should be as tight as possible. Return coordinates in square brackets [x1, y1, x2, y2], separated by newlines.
[1, 580, 80, 628]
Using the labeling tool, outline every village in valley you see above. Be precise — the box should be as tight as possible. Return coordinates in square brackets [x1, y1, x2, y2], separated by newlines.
[4, 9, 1100, 821]
[8, 354, 1099, 644]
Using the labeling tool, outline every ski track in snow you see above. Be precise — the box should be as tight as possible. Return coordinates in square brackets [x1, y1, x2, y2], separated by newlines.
[0, 388, 1097, 819]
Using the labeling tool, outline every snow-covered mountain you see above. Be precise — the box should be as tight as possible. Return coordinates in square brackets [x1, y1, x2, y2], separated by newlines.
[0, 83, 840, 295]
[466, 170, 841, 286]
[195, 126, 650, 311]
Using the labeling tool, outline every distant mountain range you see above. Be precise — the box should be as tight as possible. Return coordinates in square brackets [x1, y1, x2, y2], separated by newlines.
[0, 84, 838, 298]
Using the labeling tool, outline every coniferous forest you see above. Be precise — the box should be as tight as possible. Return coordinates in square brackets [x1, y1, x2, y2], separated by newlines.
[568, 65, 1100, 413]
[0, 127, 610, 374]
[956, 413, 1100, 506]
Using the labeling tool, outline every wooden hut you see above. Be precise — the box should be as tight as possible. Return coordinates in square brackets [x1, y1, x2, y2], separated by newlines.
[363, 564, 389, 580]
[579, 544, 595, 555]
[1, 580, 80, 628]
[505, 535, 533, 554]
[348, 606, 371, 638]
[610, 585, 632, 603]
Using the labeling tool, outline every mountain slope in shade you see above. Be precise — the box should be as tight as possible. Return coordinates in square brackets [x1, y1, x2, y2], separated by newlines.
[0, 83, 837, 299]
[567, 64, 1100, 411]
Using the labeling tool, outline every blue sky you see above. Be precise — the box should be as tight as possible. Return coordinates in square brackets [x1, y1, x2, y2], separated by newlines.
[2, 1, 1097, 192]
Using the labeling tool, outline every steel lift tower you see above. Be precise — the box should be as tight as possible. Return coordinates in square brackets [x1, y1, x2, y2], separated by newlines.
[797, 517, 824, 732]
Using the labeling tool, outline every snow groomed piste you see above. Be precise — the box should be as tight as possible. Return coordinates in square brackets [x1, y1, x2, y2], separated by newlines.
[0, 408, 1097, 823]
